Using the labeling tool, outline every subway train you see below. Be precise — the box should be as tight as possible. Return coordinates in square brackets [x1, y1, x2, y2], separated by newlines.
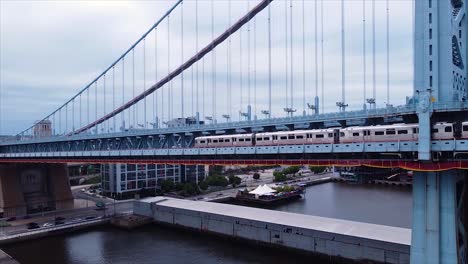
[194, 122, 468, 148]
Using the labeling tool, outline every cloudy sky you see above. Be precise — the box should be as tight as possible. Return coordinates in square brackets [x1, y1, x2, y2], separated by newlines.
[0, 0, 414, 135]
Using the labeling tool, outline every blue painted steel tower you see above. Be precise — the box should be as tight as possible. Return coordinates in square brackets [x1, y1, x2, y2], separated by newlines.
[411, 0, 468, 263]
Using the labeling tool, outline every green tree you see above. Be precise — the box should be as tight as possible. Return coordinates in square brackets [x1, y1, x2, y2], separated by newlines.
[253, 173, 260, 180]
[273, 171, 287, 182]
[199, 181, 209, 191]
[182, 183, 196, 196]
[228, 175, 242, 187]
[160, 179, 175, 193]
[309, 166, 326, 174]
[283, 166, 301, 176]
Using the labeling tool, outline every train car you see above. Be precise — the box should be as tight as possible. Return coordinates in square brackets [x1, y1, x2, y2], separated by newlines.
[340, 124, 419, 143]
[463, 122, 468, 139]
[194, 121, 468, 148]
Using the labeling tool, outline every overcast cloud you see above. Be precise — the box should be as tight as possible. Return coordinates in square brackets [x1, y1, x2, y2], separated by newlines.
[0, 0, 414, 135]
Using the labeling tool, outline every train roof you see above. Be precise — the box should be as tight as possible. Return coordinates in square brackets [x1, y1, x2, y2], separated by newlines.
[196, 134, 253, 140]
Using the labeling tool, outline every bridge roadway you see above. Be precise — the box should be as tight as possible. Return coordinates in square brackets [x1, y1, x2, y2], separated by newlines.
[1, 102, 466, 153]
[1, 139, 468, 171]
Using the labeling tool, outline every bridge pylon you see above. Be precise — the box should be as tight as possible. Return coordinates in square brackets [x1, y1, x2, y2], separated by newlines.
[411, 0, 468, 263]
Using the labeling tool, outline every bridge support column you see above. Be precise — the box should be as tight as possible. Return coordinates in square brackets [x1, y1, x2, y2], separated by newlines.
[411, 170, 467, 264]
[0, 163, 73, 217]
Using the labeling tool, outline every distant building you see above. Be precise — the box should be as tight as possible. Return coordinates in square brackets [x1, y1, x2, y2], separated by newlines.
[101, 164, 206, 199]
[33, 120, 52, 138]
[166, 117, 204, 128]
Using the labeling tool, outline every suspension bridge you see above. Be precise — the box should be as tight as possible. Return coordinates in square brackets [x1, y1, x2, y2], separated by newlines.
[1, 0, 468, 263]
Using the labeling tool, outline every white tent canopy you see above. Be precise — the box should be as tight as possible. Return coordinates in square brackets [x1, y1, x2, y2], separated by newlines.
[249, 185, 276, 195]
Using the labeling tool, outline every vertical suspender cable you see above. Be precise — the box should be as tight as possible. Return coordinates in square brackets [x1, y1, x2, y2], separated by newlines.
[95, 82, 98, 132]
[113, 66, 115, 131]
[302, 0, 306, 116]
[202, 57, 205, 118]
[79, 94, 82, 129]
[87, 83, 90, 127]
[341, 0, 346, 111]
[212, 0, 216, 122]
[229, 0, 232, 120]
[268, 4, 272, 119]
[321, 0, 324, 114]
[181, 1, 184, 119]
[132, 49, 136, 126]
[240, 27, 243, 118]
[154, 30, 158, 127]
[254, 12, 257, 119]
[168, 15, 171, 121]
[227, 0, 231, 121]
[103, 74, 106, 131]
[314, 0, 318, 114]
[363, 0, 367, 110]
[72, 100, 74, 133]
[386, 0, 390, 106]
[285, 0, 289, 111]
[122, 58, 125, 129]
[66, 104, 68, 134]
[195, 0, 199, 121]
[372, 0, 376, 107]
[247, 0, 251, 111]
[144, 38, 147, 128]
[290, 0, 294, 113]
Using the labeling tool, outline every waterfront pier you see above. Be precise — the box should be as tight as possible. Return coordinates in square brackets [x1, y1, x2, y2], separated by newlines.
[134, 197, 410, 263]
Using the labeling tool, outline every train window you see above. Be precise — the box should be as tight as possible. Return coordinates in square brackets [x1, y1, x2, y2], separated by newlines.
[340, 132, 345, 137]
[288, 135, 295, 139]
[398, 130, 408, 134]
[225, 139, 230, 142]
[296, 135, 304, 139]
[200, 140, 206, 144]
[413, 128, 419, 134]
[220, 139, 225, 143]
[353, 133, 360, 137]
[463, 125, 468, 131]
[273, 136, 278, 140]
[444, 126, 452, 132]
[257, 138, 263, 141]
[386, 130, 396, 135]
[316, 134, 324, 138]
[375, 131, 385, 136]
[328, 133, 333, 137]
[307, 134, 312, 139]
[280, 136, 287, 140]
[213, 140, 218, 143]
[239, 139, 245, 142]
[432, 128, 439, 133]
[245, 138, 251, 142]
[264, 137, 270, 140]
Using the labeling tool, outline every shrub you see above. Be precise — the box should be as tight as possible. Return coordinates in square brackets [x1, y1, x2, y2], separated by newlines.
[228, 175, 242, 187]
[160, 179, 175, 193]
[205, 175, 229, 187]
[282, 166, 301, 176]
[273, 171, 287, 182]
[199, 181, 209, 191]
[309, 166, 327, 174]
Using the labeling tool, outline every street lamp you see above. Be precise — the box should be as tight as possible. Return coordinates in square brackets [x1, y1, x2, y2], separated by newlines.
[307, 103, 317, 115]
[222, 114, 230, 122]
[283, 107, 296, 117]
[336, 102, 348, 112]
[366, 98, 376, 110]
[261, 110, 270, 119]
[205, 116, 213, 124]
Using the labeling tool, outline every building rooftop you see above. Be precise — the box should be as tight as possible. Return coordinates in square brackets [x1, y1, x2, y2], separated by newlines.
[139, 197, 411, 246]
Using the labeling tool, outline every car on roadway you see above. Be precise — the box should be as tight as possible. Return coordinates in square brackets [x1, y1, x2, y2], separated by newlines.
[85, 216, 97, 220]
[6, 217, 16, 222]
[42, 223, 54, 228]
[27, 222, 40, 229]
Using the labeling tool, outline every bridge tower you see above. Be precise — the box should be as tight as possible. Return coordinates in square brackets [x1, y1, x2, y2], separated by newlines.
[411, 0, 468, 263]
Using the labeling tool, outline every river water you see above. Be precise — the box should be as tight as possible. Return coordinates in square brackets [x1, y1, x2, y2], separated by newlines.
[2, 182, 412, 264]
